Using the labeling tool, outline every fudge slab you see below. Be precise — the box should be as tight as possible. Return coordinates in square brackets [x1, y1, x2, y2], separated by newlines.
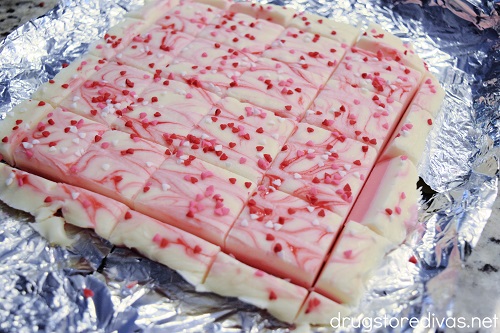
[304, 79, 405, 151]
[199, 252, 308, 323]
[134, 155, 256, 246]
[225, 186, 343, 288]
[263, 123, 377, 217]
[348, 155, 419, 244]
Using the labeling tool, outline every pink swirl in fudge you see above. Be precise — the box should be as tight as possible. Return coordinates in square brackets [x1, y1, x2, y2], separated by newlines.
[69, 130, 167, 206]
[226, 186, 343, 287]
[134, 155, 255, 246]
[59, 62, 156, 128]
[13, 107, 108, 184]
[263, 123, 377, 217]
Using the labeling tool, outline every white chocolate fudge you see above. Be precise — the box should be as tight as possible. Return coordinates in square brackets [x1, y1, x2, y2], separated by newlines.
[156, 2, 222, 35]
[356, 23, 427, 74]
[304, 79, 405, 151]
[262, 27, 347, 83]
[225, 186, 343, 287]
[125, 0, 181, 21]
[348, 156, 419, 244]
[59, 62, 155, 127]
[409, 73, 445, 117]
[382, 105, 434, 165]
[295, 292, 352, 325]
[13, 107, 109, 184]
[109, 209, 220, 285]
[32, 55, 109, 106]
[288, 12, 360, 46]
[89, 18, 153, 59]
[199, 252, 308, 323]
[227, 58, 322, 121]
[0, 99, 54, 165]
[117, 25, 194, 73]
[315, 221, 394, 305]
[198, 11, 284, 55]
[69, 130, 167, 206]
[192, 0, 232, 10]
[134, 156, 255, 246]
[331, 47, 422, 107]
[180, 99, 295, 183]
[113, 78, 219, 146]
[228, 2, 296, 25]
[263, 123, 377, 217]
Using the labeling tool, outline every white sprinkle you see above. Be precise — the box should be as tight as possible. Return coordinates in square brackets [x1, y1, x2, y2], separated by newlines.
[60, 147, 68, 153]
[72, 96, 80, 102]
[22, 142, 33, 149]
[339, 170, 347, 177]
[256, 152, 264, 159]
[258, 138, 267, 145]
[78, 132, 86, 139]
[353, 171, 360, 179]
[327, 225, 334, 233]
[161, 183, 171, 191]
[71, 191, 80, 200]
[293, 173, 302, 179]
[317, 161, 325, 167]
[69, 126, 78, 133]
[182, 141, 190, 147]
[274, 223, 283, 231]
[321, 154, 329, 160]
[265, 221, 274, 228]
[312, 219, 320, 226]
[48, 146, 57, 152]
[214, 144, 223, 152]
[201, 133, 211, 140]
[277, 117, 284, 123]
[116, 53, 123, 59]
[240, 219, 249, 227]
[31, 139, 40, 145]
[225, 162, 232, 168]
[307, 148, 315, 154]
[146, 161, 154, 167]
[5, 178, 13, 186]
[344, 164, 351, 171]
[112, 140, 119, 147]
[250, 214, 259, 220]
[272, 133, 279, 140]
[102, 163, 110, 171]
[306, 206, 315, 213]
[272, 179, 282, 187]
[72, 138, 80, 144]
[179, 155, 189, 161]
[204, 117, 213, 124]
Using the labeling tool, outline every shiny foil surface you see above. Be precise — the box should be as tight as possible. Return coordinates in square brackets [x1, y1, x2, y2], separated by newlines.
[0, 0, 499, 332]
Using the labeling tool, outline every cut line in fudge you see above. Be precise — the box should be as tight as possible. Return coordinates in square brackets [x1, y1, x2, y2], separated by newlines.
[225, 186, 343, 288]
[228, 2, 296, 26]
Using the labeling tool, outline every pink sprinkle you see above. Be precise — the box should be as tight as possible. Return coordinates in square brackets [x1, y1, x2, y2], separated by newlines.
[139, 112, 147, 119]
[257, 158, 270, 170]
[152, 233, 162, 243]
[96, 44, 103, 49]
[306, 153, 315, 159]
[239, 157, 247, 164]
[387, 96, 394, 103]
[425, 78, 432, 84]
[401, 155, 408, 160]
[210, 31, 217, 37]
[183, 175, 191, 181]
[195, 194, 204, 201]
[259, 112, 267, 119]
[245, 106, 253, 116]
[201, 171, 214, 180]
[143, 74, 150, 79]
[132, 136, 140, 142]
[353, 99, 360, 105]
[395, 206, 402, 214]
[343, 250, 353, 259]
[401, 192, 406, 199]
[255, 270, 264, 277]
[382, 123, 389, 130]
[305, 140, 314, 146]
[205, 185, 214, 197]
[215, 207, 230, 216]
[186, 93, 193, 99]
[201, 52, 208, 58]
[297, 150, 305, 157]
[101, 142, 110, 149]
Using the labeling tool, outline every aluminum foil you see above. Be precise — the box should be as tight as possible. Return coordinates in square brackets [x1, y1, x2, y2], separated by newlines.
[0, 0, 499, 332]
